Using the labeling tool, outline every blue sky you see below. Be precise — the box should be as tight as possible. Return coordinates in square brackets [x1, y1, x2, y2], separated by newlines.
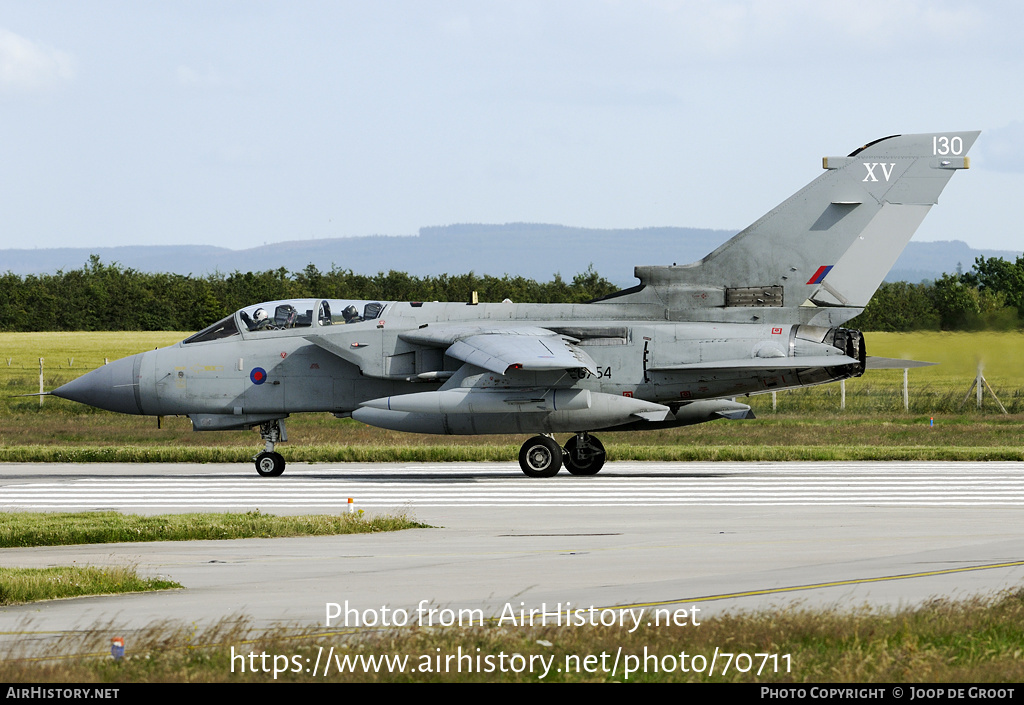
[2, 1, 1022, 252]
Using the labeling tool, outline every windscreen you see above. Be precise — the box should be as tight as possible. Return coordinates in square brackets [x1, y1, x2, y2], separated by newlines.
[182, 314, 240, 344]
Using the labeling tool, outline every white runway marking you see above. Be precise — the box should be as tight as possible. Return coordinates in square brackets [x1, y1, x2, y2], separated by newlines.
[3, 462, 1024, 510]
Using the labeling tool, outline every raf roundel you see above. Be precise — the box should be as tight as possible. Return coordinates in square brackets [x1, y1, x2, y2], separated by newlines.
[250, 367, 268, 385]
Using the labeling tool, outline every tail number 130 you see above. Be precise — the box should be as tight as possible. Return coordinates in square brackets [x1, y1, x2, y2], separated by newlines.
[933, 135, 963, 156]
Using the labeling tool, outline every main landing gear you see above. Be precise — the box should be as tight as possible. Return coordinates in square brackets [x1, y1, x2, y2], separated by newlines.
[254, 419, 287, 477]
[518, 432, 607, 478]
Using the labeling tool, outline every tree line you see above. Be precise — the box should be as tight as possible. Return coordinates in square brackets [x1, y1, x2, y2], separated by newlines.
[847, 255, 1024, 331]
[1, 254, 1022, 332]
[0, 256, 619, 332]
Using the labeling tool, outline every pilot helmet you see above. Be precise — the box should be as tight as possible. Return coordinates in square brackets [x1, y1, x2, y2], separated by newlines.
[254, 308, 268, 322]
[343, 305, 358, 321]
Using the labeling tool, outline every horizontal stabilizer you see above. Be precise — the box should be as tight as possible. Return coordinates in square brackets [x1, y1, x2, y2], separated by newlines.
[864, 356, 937, 370]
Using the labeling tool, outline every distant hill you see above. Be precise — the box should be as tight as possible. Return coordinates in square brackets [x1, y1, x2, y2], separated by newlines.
[1, 224, 1018, 285]
[1, 224, 731, 286]
[888, 240, 1021, 283]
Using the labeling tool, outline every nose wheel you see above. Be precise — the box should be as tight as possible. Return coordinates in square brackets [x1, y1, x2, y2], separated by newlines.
[253, 419, 287, 477]
[255, 451, 286, 477]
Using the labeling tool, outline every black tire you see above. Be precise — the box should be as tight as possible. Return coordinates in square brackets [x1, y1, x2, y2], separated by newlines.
[255, 451, 286, 477]
[518, 436, 562, 478]
[563, 434, 606, 476]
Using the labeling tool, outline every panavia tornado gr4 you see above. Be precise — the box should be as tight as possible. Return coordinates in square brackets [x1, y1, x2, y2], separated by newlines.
[52, 131, 978, 477]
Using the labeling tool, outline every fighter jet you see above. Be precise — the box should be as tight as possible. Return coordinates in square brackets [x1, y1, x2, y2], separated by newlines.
[52, 131, 978, 477]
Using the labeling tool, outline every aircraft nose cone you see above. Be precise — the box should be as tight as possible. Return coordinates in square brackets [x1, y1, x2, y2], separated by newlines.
[51, 354, 143, 415]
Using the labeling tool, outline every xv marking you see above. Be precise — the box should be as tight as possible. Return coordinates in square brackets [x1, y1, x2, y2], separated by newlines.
[863, 162, 895, 182]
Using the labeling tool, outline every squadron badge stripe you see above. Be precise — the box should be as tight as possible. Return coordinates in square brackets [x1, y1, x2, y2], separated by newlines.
[806, 265, 833, 285]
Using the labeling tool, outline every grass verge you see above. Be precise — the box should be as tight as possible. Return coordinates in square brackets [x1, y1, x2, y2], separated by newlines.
[0, 510, 430, 548]
[0, 566, 181, 605]
[4, 590, 1024, 681]
[2, 440, 1022, 463]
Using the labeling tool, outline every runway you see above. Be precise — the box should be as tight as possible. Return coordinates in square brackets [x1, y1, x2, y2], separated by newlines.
[4, 461, 1024, 511]
[2, 461, 1024, 657]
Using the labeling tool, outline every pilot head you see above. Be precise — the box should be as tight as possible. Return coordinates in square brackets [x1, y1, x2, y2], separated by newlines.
[342, 305, 359, 323]
[254, 308, 268, 323]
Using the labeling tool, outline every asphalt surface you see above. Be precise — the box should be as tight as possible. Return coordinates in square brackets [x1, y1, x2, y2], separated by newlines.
[2, 461, 1023, 658]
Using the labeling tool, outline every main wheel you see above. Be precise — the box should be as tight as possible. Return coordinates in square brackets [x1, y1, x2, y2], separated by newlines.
[563, 434, 606, 476]
[255, 451, 286, 477]
[518, 436, 562, 478]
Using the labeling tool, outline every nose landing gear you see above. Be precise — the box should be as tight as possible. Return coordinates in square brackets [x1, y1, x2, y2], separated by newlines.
[253, 419, 287, 477]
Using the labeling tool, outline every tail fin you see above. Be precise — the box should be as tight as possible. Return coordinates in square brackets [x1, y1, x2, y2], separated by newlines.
[609, 132, 978, 324]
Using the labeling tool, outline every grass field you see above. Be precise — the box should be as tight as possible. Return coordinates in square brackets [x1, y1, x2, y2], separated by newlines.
[4, 590, 1024, 682]
[2, 331, 1023, 462]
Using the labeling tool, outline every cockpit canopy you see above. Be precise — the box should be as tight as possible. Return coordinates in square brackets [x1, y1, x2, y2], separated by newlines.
[183, 298, 388, 344]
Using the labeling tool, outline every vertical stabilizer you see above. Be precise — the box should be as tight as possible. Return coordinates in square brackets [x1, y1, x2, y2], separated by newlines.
[612, 132, 978, 322]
